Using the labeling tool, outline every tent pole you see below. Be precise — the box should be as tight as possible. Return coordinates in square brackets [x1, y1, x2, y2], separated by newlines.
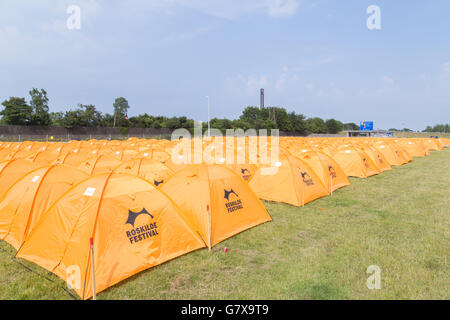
[330, 173, 333, 196]
[302, 179, 305, 207]
[207, 205, 212, 251]
[90, 237, 96, 300]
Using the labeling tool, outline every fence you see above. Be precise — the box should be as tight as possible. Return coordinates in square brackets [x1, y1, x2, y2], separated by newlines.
[0, 125, 173, 142]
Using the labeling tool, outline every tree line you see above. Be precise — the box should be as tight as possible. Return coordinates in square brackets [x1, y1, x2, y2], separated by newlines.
[423, 124, 449, 133]
[1, 88, 361, 134]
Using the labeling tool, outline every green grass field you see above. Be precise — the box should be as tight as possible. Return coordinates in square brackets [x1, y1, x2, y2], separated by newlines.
[1, 149, 449, 300]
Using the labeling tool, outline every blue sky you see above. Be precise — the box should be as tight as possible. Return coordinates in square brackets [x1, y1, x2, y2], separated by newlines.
[1, 0, 449, 130]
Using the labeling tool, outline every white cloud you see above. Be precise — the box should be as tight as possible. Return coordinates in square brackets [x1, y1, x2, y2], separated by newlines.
[244, 74, 269, 93]
[381, 75, 394, 85]
[275, 66, 290, 90]
[266, 0, 300, 18]
[155, 0, 299, 19]
[227, 74, 269, 95]
[161, 25, 214, 43]
[442, 62, 450, 74]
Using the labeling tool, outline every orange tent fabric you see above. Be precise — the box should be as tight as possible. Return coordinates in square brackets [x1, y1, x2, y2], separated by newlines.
[373, 143, 407, 166]
[332, 146, 380, 178]
[0, 159, 44, 197]
[161, 164, 272, 248]
[248, 150, 329, 206]
[295, 150, 350, 193]
[356, 145, 392, 172]
[0, 165, 89, 250]
[17, 172, 205, 299]
[114, 158, 174, 186]
[77, 155, 123, 175]
[397, 140, 427, 157]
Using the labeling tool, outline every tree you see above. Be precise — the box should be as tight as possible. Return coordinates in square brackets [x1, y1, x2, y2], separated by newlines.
[423, 124, 449, 133]
[240, 106, 262, 123]
[60, 110, 82, 128]
[325, 118, 344, 134]
[306, 117, 327, 133]
[113, 97, 130, 127]
[49, 112, 65, 126]
[289, 112, 307, 134]
[101, 113, 115, 127]
[343, 122, 359, 131]
[78, 104, 103, 127]
[57, 104, 103, 128]
[262, 107, 292, 131]
[29, 88, 51, 126]
[0, 97, 33, 125]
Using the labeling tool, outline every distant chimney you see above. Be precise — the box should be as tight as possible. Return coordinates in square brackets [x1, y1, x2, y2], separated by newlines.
[260, 88, 264, 110]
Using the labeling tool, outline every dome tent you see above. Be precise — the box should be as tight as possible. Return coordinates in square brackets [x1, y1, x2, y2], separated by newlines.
[17, 172, 205, 299]
[0, 165, 89, 250]
[161, 164, 272, 249]
[248, 148, 329, 206]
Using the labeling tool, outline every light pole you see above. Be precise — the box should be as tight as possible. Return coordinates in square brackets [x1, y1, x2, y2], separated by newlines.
[206, 96, 211, 137]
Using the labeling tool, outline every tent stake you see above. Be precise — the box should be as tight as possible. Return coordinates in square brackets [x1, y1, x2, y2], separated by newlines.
[207, 205, 212, 251]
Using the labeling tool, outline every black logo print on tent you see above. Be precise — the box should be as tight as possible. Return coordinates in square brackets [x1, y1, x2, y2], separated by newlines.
[153, 179, 164, 186]
[224, 189, 239, 201]
[126, 208, 154, 227]
[240, 168, 252, 181]
[224, 189, 243, 213]
[328, 166, 337, 178]
[241, 168, 250, 175]
[125, 208, 159, 244]
[377, 154, 384, 164]
[362, 158, 370, 168]
[300, 171, 314, 186]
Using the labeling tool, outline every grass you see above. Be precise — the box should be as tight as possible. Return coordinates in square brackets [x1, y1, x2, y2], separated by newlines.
[0, 149, 449, 300]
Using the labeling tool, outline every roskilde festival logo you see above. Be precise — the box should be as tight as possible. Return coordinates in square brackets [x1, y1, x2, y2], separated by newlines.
[328, 166, 337, 178]
[240, 168, 252, 181]
[362, 158, 370, 168]
[224, 188, 243, 213]
[377, 154, 384, 164]
[125, 208, 159, 244]
[300, 171, 314, 186]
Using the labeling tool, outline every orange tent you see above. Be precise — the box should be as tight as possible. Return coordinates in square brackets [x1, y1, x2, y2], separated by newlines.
[438, 138, 449, 148]
[17, 172, 205, 299]
[77, 155, 123, 175]
[356, 145, 392, 172]
[372, 143, 407, 166]
[295, 150, 350, 193]
[248, 149, 329, 206]
[161, 164, 272, 248]
[52, 151, 90, 167]
[30, 149, 61, 165]
[223, 162, 258, 182]
[0, 159, 44, 197]
[0, 165, 89, 250]
[114, 158, 174, 186]
[397, 139, 428, 157]
[423, 138, 443, 151]
[332, 146, 380, 178]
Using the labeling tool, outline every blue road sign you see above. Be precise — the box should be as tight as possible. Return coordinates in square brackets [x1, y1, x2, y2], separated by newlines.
[360, 121, 374, 131]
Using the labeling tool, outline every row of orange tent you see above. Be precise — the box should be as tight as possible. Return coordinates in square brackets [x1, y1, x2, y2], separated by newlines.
[0, 136, 447, 299]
